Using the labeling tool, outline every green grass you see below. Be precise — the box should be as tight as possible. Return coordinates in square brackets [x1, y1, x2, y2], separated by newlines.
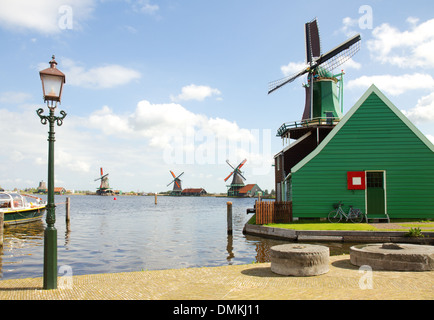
[248, 214, 434, 231]
[398, 222, 434, 231]
[265, 222, 378, 231]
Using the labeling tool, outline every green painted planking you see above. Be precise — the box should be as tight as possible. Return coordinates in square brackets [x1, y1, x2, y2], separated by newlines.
[291, 88, 434, 219]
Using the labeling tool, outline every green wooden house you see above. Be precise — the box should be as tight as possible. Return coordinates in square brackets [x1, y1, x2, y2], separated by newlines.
[276, 84, 434, 220]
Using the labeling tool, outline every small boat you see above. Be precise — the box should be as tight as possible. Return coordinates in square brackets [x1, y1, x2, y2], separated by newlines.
[0, 192, 46, 225]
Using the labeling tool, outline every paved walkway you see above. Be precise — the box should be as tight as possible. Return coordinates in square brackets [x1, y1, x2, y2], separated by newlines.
[0, 255, 432, 300]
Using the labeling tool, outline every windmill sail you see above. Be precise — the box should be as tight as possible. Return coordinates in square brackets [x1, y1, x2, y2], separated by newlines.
[314, 33, 361, 72]
[268, 18, 361, 122]
[302, 85, 312, 120]
[167, 171, 183, 193]
[94, 167, 113, 195]
[268, 21, 361, 95]
[225, 159, 247, 197]
[305, 18, 321, 63]
[224, 159, 246, 184]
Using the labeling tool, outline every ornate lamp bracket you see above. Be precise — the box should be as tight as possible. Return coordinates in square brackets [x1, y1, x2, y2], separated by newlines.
[36, 104, 67, 127]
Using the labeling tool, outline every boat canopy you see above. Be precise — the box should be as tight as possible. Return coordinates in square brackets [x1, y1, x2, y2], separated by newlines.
[0, 192, 27, 209]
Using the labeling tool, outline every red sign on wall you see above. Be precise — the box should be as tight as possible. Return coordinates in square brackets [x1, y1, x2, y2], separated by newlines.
[347, 171, 366, 190]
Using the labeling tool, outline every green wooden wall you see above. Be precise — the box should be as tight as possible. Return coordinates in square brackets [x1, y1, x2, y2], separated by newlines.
[291, 86, 434, 219]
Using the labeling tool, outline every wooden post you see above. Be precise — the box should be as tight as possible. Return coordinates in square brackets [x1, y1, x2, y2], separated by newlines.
[227, 201, 232, 235]
[65, 197, 70, 223]
[0, 211, 4, 248]
[155, 193, 157, 205]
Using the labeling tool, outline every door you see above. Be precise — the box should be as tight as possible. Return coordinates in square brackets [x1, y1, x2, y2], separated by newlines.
[366, 171, 385, 215]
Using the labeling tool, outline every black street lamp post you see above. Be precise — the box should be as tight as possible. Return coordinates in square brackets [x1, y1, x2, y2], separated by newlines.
[36, 55, 66, 290]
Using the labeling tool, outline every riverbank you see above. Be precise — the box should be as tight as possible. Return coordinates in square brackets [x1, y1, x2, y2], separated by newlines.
[0, 254, 432, 300]
[243, 222, 434, 244]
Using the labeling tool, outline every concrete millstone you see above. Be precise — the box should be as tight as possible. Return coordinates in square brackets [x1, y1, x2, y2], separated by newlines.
[270, 244, 330, 276]
[350, 243, 434, 271]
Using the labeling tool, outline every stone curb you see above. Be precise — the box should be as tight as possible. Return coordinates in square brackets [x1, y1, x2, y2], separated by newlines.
[243, 223, 434, 244]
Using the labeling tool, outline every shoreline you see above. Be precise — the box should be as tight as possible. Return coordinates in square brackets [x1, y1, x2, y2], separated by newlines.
[243, 223, 434, 245]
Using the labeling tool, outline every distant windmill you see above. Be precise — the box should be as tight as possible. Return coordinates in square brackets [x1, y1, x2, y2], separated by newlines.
[224, 159, 247, 197]
[167, 171, 184, 196]
[94, 167, 113, 195]
[268, 18, 361, 123]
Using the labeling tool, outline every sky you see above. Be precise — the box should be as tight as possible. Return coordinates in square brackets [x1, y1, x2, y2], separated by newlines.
[1, 0, 434, 194]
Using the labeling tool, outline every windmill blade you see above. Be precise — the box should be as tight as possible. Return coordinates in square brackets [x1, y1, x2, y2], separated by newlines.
[237, 171, 247, 181]
[313, 33, 361, 72]
[305, 18, 321, 64]
[167, 180, 174, 187]
[226, 160, 235, 170]
[224, 171, 234, 182]
[237, 159, 247, 170]
[174, 180, 181, 189]
[170, 170, 177, 178]
[176, 172, 184, 180]
[95, 167, 106, 181]
[268, 67, 309, 94]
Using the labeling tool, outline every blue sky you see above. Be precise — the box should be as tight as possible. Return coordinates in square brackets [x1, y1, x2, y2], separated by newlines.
[1, 0, 434, 193]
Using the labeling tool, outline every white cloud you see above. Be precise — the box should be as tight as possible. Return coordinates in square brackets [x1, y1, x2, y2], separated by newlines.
[0, 92, 32, 104]
[61, 58, 141, 89]
[88, 100, 253, 147]
[128, 0, 159, 15]
[0, 0, 94, 34]
[56, 148, 92, 173]
[281, 62, 307, 77]
[401, 92, 434, 123]
[84, 100, 272, 178]
[280, 57, 360, 78]
[347, 73, 434, 96]
[89, 106, 132, 135]
[341, 58, 361, 70]
[129, 100, 206, 147]
[367, 18, 434, 68]
[338, 16, 360, 37]
[170, 84, 222, 102]
[134, 0, 159, 15]
[0, 101, 271, 191]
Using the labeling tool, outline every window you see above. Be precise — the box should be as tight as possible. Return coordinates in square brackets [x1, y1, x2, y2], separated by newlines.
[325, 112, 334, 125]
[367, 172, 383, 188]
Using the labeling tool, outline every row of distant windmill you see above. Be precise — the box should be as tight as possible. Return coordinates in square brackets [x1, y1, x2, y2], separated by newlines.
[94, 159, 252, 196]
[166, 159, 249, 196]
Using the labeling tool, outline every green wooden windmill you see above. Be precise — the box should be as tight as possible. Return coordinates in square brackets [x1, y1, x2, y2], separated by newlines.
[269, 18, 361, 130]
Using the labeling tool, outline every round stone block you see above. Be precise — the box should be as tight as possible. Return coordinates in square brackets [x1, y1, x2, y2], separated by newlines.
[270, 244, 330, 276]
[350, 243, 434, 271]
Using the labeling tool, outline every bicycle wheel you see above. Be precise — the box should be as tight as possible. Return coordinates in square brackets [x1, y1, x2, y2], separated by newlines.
[349, 209, 364, 223]
[328, 210, 342, 223]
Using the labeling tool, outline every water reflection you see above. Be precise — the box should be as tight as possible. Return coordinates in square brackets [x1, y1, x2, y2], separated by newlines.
[64, 220, 71, 249]
[1, 220, 45, 279]
[226, 235, 234, 262]
[1, 195, 353, 280]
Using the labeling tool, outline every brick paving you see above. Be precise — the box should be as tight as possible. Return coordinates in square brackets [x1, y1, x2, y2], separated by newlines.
[0, 255, 432, 300]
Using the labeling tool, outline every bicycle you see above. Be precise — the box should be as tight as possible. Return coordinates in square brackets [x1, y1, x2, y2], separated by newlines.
[328, 201, 364, 223]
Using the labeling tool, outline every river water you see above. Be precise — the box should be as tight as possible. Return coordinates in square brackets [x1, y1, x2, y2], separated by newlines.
[0, 195, 352, 280]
